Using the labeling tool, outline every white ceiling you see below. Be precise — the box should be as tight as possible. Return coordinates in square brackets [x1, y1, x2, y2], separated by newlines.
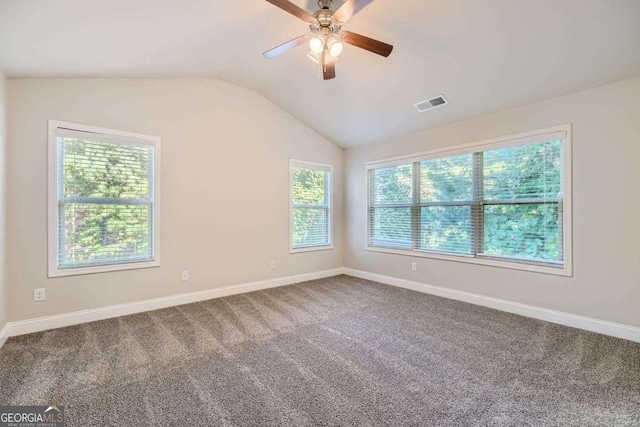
[2, 0, 640, 148]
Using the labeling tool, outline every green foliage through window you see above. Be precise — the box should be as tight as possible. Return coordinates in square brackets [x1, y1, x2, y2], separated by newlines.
[420, 206, 472, 254]
[368, 139, 564, 266]
[291, 164, 331, 249]
[58, 136, 155, 268]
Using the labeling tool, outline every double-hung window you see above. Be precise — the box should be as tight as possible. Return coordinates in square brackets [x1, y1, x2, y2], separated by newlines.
[367, 126, 571, 275]
[290, 160, 332, 252]
[48, 120, 161, 277]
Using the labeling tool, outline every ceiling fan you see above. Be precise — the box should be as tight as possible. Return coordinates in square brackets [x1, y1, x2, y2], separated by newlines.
[263, 0, 393, 80]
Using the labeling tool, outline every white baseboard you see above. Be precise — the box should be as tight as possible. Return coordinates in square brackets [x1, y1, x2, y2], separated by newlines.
[4, 267, 638, 345]
[0, 323, 9, 349]
[343, 268, 640, 343]
[6, 268, 344, 338]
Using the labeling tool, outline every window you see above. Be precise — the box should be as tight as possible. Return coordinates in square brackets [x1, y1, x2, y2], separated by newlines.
[48, 121, 161, 277]
[367, 126, 571, 276]
[290, 160, 332, 252]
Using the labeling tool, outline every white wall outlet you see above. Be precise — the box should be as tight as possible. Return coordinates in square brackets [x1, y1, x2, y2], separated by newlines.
[181, 271, 189, 282]
[411, 262, 418, 272]
[34, 288, 46, 302]
[270, 261, 276, 269]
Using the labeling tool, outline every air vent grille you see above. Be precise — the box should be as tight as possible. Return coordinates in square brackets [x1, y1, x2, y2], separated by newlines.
[414, 95, 448, 112]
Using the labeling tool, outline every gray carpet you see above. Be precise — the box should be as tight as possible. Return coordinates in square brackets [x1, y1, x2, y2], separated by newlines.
[0, 275, 639, 426]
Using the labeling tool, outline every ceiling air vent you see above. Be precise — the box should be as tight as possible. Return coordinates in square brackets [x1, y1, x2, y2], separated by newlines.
[414, 95, 449, 113]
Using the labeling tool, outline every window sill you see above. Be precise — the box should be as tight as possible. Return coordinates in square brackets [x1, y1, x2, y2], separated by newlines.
[48, 259, 161, 278]
[365, 246, 572, 277]
[290, 245, 334, 254]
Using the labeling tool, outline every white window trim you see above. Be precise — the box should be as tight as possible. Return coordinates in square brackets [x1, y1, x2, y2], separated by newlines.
[48, 120, 162, 277]
[290, 159, 333, 253]
[365, 124, 573, 277]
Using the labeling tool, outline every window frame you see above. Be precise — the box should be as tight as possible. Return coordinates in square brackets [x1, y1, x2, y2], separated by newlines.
[48, 120, 161, 277]
[289, 159, 333, 253]
[366, 125, 572, 277]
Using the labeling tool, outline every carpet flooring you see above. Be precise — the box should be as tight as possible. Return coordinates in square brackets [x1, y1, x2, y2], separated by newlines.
[0, 275, 639, 426]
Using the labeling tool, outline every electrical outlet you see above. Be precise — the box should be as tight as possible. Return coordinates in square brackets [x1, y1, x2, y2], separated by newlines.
[270, 261, 276, 269]
[411, 262, 418, 272]
[181, 271, 189, 282]
[34, 288, 46, 302]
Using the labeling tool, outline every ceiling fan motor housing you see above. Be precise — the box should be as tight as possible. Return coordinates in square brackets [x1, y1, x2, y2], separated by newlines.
[311, 4, 342, 35]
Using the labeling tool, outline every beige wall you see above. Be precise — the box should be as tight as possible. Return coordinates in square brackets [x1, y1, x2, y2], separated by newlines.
[345, 76, 640, 327]
[0, 73, 7, 330]
[7, 76, 640, 329]
[7, 79, 344, 322]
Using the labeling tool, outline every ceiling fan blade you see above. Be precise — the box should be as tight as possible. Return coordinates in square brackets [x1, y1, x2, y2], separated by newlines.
[342, 31, 393, 57]
[263, 34, 312, 58]
[265, 0, 316, 23]
[322, 50, 336, 80]
[332, 0, 374, 24]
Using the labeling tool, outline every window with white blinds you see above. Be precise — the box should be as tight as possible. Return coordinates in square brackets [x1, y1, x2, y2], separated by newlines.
[367, 126, 571, 275]
[290, 160, 332, 252]
[48, 121, 161, 277]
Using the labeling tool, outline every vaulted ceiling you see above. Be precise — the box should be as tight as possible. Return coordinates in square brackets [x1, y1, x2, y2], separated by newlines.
[2, 0, 640, 148]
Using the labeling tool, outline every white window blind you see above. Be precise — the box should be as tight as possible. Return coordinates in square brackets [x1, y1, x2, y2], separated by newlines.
[290, 160, 332, 251]
[420, 153, 475, 254]
[48, 121, 160, 276]
[367, 128, 569, 273]
[369, 164, 413, 248]
[480, 141, 563, 262]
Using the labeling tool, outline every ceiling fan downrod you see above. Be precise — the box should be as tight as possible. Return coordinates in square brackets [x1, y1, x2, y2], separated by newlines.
[312, 1, 337, 33]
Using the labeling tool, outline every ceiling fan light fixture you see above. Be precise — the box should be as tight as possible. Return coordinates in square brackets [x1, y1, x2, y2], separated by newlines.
[327, 37, 344, 57]
[309, 36, 325, 54]
[262, 0, 394, 80]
